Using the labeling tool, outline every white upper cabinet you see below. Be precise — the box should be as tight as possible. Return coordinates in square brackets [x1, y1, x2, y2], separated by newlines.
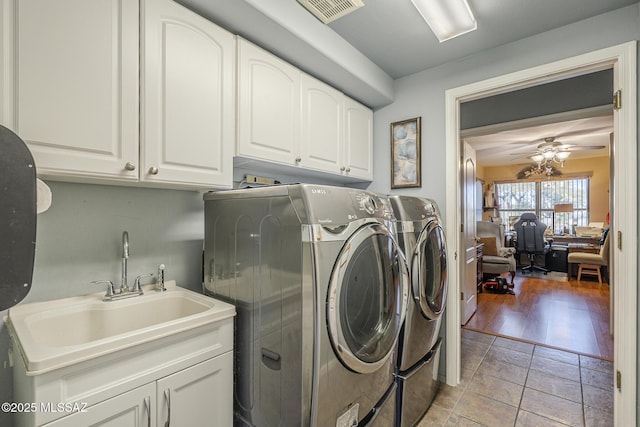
[7, 0, 139, 181]
[343, 97, 373, 180]
[237, 38, 373, 182]
[300, 73, 343, 174]
[2, 0, 234, 189]
[141, 0, 234, 188]
[3, 2, 370, 187]
[237, 38, 300, 165]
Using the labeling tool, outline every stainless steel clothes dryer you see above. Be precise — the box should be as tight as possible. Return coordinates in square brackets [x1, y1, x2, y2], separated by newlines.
[388, 195, 447, 427]
[203, 184, 409, 427]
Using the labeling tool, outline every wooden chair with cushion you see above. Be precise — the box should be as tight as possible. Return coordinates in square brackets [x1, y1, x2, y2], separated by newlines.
[476, 221, 516, 284]
[567, 230, 610, 285]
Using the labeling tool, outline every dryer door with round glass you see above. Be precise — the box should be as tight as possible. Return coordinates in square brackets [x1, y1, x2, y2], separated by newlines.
[413, 221, 447, 320]
[327, 222, 409, 374]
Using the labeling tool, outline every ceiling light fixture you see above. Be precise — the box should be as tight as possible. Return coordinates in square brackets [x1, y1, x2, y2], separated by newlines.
[410, 0, 477, 42]
[530, 137, 571, 177]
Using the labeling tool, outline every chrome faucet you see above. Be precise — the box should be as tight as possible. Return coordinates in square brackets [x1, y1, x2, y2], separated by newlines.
[121, 231, 130, 292]
[90, 230, 154, 301]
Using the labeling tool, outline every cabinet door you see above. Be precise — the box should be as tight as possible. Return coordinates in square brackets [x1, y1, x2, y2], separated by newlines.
[141, 0, 234, 188]
[44, 383, 155, 427]
[300, 74, 343, 174]
[157, 352, 233, 427]
[343, 98, 373, 180]
[237, 38, 300, 165]
[9, 0, 139, 180]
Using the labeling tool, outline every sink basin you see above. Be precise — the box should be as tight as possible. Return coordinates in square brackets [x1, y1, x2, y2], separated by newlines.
[6, 281, 235, 374]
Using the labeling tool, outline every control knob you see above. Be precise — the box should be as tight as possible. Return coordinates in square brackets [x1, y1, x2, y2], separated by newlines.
[361, 195, 377, 214]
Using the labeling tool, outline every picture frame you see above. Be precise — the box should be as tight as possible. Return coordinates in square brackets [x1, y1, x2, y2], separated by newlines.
[391, 117, 421, 188]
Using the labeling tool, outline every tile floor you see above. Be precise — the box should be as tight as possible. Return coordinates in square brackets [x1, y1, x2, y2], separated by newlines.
[419, 329, 613, 426]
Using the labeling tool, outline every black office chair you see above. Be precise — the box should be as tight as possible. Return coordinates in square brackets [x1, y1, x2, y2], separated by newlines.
[514, 213, 550, 274]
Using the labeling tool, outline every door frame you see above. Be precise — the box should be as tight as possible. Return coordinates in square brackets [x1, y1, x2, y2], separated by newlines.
[444, 41, 637, 425]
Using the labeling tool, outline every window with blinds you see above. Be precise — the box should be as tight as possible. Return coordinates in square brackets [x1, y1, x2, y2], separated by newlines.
[495, 178, 590, 233]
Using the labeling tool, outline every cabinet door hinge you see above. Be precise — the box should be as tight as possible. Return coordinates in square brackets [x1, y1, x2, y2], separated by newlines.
[617, 230, 622, 250]
[616, 370, 622, 391]
[460, 291, 464, 301]
[460, 223, 464, 233]
[613, 90, 622, 110]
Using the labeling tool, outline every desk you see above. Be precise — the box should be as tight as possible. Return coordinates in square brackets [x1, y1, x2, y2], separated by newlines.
[511, 234, 601, 271]
[548, 235, 601, 246]
[567, 243, 600, 254]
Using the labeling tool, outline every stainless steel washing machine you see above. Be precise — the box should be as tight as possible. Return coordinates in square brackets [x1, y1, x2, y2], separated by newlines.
[203, 184, 409, 427]
[388, 195, 447, 427]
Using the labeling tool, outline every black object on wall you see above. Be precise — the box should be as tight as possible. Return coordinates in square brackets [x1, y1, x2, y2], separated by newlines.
[0, 125, 36, 310]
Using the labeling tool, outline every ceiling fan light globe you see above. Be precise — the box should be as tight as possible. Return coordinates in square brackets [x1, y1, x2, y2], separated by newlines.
[556, 151, 571, 161]
[531, 154, 545, 163]
[542, 150, 555, 160]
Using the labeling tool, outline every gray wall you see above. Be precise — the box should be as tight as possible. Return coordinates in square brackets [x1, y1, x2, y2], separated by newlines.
[0, 181, 206, 426]
[368, 2, 639, 383]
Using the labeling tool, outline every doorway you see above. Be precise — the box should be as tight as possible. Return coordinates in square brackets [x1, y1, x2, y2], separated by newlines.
[443, 42, 637, 426]
[462, 106, 613, 359]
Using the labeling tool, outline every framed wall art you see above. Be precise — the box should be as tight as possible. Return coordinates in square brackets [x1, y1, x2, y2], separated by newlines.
[390, 116, 421, 188]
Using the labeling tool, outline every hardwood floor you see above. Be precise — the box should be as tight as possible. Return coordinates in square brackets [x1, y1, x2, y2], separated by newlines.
[463, 272, 613, 360]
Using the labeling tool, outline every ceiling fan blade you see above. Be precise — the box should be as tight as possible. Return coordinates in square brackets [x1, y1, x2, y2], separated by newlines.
[566, 145, 606, 151]
[552, 125, 613, 139]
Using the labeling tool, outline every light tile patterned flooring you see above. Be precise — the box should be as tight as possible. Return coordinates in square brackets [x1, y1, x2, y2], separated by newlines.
[419, 329, 613, 427]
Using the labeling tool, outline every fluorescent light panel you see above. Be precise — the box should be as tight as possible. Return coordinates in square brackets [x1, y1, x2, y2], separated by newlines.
[411, 0, 477, 42]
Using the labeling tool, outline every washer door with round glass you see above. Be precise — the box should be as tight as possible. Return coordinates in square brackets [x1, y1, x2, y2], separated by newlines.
[412, 221, 447, 320]
[327, 222, 409, 374]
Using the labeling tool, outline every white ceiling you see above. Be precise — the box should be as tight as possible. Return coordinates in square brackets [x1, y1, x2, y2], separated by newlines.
[179, 0, 625, 166]
[179, 0, 638, 107]
[462, 109, 613, 167]
[327, 0, 638, 79]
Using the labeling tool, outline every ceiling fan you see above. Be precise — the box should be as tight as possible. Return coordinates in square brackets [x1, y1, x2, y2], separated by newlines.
[510, 136, 606, 162]
[512, 136, 606, 178]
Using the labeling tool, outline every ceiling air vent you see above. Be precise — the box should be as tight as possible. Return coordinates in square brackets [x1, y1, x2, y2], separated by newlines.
[297, 0, 364, 24]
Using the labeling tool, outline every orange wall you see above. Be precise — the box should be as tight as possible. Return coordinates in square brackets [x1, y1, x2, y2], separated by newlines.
[480, 156, 610, 224]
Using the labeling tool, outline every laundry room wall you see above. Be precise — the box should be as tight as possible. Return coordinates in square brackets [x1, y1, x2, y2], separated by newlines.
[0, 181, 206, 427]
[368, 3, 640, 378]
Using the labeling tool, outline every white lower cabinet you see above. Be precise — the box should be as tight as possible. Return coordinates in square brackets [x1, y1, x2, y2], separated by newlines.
[156, 354, 233, 426]
[44, 383, 156, 427]
[42, 354, 232, 427]
[13, 315, 235, 427]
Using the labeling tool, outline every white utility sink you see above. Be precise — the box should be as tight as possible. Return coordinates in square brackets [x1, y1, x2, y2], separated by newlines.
[5, 281, 235, 375]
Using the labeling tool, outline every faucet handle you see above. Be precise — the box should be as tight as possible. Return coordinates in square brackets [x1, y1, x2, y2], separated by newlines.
[133, 273, 154, 293]
[91, 280, 116, 298]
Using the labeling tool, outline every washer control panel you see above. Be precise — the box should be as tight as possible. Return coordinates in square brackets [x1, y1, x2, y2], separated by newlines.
[360, 195, 378, 214]
[301, 185, 394, 223]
